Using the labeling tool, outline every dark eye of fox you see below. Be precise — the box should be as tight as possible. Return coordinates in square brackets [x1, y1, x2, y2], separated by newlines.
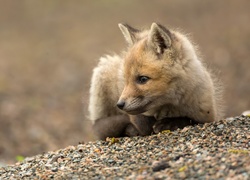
[137, 76, 150, 84]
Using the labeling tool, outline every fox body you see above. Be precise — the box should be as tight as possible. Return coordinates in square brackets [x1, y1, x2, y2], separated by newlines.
[89, 23, 223, 140]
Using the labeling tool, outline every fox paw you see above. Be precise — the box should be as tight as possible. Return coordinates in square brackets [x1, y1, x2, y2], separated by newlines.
[124, 123, 140, 137]
[153, 120, 176, 134]
[153, 117, 197, 134]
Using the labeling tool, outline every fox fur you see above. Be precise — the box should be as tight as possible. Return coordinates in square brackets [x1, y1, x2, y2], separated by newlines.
[88, 23, 223, 140]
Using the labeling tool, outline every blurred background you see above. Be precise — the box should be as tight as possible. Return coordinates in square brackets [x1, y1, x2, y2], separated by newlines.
[0, 0, 249, 164]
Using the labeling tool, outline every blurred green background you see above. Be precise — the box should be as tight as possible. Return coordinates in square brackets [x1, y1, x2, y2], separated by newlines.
[0, 0, 249, 164]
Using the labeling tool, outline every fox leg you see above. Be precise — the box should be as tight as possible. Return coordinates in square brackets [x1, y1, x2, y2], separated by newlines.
[123, 123, 140, 137]
[93, 114, 141, 140]
[129, 115, 156, 136]
[93, 115, 129, 140]
[153, 117, 198, 133]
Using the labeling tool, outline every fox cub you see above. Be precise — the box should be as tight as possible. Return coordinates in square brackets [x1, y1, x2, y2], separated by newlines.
[89, 23, 223, 140]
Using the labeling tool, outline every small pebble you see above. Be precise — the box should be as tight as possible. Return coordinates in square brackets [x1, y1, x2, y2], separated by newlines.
[217, 124, 224, 129]
[152, 160, 170, 172]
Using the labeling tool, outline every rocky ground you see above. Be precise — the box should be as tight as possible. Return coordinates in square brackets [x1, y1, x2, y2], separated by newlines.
[0, 115, 249, 179]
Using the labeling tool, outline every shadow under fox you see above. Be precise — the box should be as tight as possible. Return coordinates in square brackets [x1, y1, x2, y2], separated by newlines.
[89, 23, 223, 140]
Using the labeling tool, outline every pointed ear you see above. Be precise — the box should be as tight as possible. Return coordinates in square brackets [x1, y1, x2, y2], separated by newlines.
[118, 23, 139, 46]
[148, 23, 172, 55]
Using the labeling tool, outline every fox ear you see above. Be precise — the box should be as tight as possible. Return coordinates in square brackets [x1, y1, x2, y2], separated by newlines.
[118, 23, 139, 46]
[148, 23, 172, 55]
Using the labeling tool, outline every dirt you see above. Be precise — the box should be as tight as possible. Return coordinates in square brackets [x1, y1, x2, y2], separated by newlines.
[0, 0, 249, 164]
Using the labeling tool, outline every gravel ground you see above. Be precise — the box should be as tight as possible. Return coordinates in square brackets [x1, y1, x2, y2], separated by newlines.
[0, 115, 249, 179]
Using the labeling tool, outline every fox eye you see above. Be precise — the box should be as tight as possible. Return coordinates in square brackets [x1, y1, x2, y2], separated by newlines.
[137, 76, 150, 84]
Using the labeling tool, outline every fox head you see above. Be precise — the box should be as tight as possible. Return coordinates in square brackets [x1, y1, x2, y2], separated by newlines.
[117, 23, 193, 115]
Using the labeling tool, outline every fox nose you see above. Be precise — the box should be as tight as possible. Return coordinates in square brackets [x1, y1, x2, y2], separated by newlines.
[117, 101, 125, 110]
